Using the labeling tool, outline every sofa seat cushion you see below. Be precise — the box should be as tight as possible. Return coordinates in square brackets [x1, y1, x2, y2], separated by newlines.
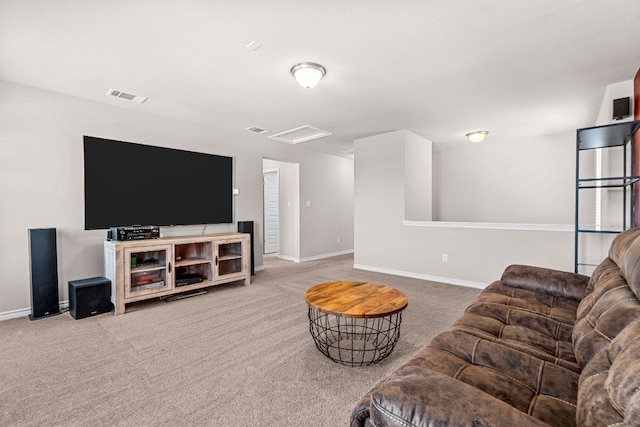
[475, 281, 581, 324]
[452, 278, 582, 371]
[359, 327, 580, 426]
[454, 311, 579, 372]
[365, 370, 551, 427]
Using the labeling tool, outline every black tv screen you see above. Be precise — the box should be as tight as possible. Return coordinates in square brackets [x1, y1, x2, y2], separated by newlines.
[83, 136, 233, 230]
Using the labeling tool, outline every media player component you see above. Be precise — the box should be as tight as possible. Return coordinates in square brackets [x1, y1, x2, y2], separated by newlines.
[108, 225, 160, 241]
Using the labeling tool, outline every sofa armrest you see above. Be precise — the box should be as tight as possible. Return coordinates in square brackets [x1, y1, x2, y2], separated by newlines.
[351, 370, 549, 427]
[350, 393, 373, 427]
[501, 264, 589, 301]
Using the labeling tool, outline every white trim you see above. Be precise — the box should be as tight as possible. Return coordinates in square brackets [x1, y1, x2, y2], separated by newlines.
[0, 307, 31, 321]
[277, 249, 355, 264]
[353, 263, 487, 290]
[300, 249, 354, 263]
[0, 300, 69, 322]
[403, 221, 573, 232]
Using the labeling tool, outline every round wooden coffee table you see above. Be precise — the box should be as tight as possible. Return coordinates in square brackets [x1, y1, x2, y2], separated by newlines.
[305, 281, 408, 366]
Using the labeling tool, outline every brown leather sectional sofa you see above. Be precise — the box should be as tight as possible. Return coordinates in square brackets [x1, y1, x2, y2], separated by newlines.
[351, 227, 640, 426]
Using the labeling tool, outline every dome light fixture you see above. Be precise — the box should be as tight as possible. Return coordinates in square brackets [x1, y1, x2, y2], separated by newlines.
[466, 130, 489, 143]
[290, 62, 326, 89]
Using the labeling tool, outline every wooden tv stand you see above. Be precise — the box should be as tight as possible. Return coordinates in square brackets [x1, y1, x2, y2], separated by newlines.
[104, 232, 250, 315]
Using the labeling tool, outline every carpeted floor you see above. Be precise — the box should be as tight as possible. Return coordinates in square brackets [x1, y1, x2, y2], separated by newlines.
[0, 254, 480, 426]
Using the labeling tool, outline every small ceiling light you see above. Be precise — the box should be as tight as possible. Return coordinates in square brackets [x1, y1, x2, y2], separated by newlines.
[466, 130, 489, 143]
[290, 62, 326, 89]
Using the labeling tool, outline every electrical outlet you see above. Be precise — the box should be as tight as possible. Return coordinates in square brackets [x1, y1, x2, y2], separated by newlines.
[442, 254, 448, 263]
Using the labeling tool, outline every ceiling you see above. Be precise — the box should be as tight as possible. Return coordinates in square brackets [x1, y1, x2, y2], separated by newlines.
[2, 0, 640, 157]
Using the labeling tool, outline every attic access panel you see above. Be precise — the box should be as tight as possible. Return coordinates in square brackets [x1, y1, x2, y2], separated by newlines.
[268, 125, 333, 144]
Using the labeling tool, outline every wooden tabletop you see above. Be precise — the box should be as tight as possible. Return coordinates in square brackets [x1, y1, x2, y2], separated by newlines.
[305, 281, 408, 318]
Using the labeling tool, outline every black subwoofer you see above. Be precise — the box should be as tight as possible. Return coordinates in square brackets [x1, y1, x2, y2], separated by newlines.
[68, 277, 113, 319]
[28, 228, 61, 320]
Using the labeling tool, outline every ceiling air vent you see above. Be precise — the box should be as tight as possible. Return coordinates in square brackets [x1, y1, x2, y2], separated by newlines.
[268, 125, 333, 144]
[245, 126, 271, 134]
[106, 88, 148, 104]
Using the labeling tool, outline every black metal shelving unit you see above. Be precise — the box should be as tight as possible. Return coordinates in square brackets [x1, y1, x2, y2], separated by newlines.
[575, 120, 640, 273]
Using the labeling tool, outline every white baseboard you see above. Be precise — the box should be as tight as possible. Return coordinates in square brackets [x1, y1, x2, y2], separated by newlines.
[0, 300, 69, 322]
[353, 264, 487, 290]
[278, 249, 354, 264]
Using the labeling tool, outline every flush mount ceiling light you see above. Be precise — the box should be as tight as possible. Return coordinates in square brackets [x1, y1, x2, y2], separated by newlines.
[466, 130, 489, 143]
[290, 62, 326, 89]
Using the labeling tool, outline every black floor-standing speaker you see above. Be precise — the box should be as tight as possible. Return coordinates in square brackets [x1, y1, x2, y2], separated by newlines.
[28, 228, 61, 320]
[237, 221, 255, 275]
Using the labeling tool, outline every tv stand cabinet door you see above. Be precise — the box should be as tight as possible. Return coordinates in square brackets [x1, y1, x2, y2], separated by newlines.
[124, 244, 174, 299]
[213, 237, 250, 284]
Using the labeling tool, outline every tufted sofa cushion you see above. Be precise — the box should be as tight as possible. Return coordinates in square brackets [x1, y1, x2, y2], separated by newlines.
[571, 228, 640, 424]
[454, 274, 584, 372]
[610, 225, 640, 293]
[577, 318, 640, 425]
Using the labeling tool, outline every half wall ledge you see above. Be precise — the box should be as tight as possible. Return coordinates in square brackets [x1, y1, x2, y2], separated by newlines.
[403, 221, 573, 233]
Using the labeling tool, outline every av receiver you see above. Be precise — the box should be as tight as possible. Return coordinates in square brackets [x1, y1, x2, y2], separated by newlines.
[108, 225, 160, 241]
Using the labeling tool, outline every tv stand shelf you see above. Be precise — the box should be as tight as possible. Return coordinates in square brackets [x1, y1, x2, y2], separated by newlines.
[104, 232, 250, 315]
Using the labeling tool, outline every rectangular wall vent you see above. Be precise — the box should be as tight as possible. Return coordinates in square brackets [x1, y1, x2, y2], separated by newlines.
[106, 88, 148, 104]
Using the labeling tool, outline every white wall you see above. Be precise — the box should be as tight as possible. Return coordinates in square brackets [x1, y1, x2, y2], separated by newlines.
[595, 80, 634, 125]
[0, 81, 354, 316]
[298, 152, 355, 260]
[404, 132, 433, 220]
[354, 129, 575, 287]
[433, 131, 575, 224]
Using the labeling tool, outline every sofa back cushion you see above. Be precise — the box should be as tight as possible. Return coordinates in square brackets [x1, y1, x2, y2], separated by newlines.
[577, 318, 640, 424]
[572, 257, 640, 368]
[573, 228, 640, 368]
[574, 228, 640, 424]
[609, 225, 640, 296]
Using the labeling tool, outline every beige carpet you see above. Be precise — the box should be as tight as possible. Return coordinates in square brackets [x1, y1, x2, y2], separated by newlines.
[0, 254, 480, 426]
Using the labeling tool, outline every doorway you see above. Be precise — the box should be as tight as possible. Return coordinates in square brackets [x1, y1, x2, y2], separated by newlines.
[262, 158, 300, 261]
[263, 169, 280, 254]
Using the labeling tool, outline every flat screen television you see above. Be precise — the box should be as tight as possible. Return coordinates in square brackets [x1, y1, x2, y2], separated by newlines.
[83, 136, 233, 230]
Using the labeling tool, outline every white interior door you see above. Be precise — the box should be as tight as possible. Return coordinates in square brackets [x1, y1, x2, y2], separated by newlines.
[263, 169, 279, 254]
